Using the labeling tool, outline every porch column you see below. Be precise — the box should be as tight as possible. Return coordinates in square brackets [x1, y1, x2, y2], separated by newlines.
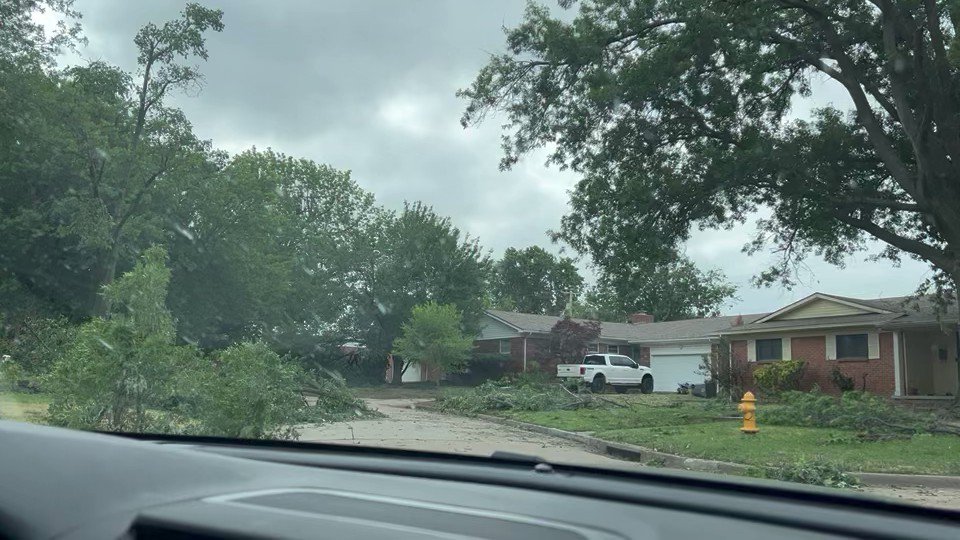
[522, 335, 528, 372]
[893, 331, 902, 397]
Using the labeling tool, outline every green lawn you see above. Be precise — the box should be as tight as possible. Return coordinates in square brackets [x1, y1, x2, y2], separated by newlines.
[488, 393, 960, 475]
[0, 392, 51, 424]
[596, 422, 960, 475]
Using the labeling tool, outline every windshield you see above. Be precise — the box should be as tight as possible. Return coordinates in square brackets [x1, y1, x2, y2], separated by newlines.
[3, 0, 960, 512]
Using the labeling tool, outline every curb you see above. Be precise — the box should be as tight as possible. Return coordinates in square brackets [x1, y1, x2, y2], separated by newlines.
[472, 412, 749, 475]
[468, 412, 960, 489]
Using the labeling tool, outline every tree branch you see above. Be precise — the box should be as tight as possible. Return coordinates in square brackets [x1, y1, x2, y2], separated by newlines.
[833, 211, 951, 268]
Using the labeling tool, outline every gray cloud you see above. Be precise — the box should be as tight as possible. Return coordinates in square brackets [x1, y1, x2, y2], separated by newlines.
[67, 0, 931, 314]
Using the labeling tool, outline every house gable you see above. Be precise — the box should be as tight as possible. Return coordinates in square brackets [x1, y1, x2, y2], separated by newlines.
[756, 293, 891, 323]
[477, 314, 521, 340]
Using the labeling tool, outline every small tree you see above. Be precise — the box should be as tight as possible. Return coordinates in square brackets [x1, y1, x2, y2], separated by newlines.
[393, 302, 474, 385]
[47, 246, 196, 432]
[548, 317, 601, 365]
[698, 336, 746, 401]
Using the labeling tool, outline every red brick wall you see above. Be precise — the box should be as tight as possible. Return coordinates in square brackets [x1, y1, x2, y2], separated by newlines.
[730, 333, 895, 396]
[636, 346, 650, 367]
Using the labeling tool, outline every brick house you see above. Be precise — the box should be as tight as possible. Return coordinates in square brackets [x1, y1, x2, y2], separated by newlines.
[472, 309, 766, 392]
[719, 293, 960, 399]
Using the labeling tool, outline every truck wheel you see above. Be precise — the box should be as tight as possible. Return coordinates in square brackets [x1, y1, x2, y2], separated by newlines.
[590, 375, 606, 393]
[614, 386, 628, 394]
[640, 375, 654, 394]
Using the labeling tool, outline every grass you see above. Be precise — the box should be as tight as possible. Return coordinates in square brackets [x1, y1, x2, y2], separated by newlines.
[484, 392, 960, 475]
[0, 391, 51, 424]
[596, 422, 960, 475]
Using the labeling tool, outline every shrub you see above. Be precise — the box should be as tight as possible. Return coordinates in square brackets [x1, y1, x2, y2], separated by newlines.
[753, 359, 805, 396]
[6, 316, 78, 380]
[830, 368, 855, 393]
[757, 457, 860, 489]
[698, 337, 746, 401]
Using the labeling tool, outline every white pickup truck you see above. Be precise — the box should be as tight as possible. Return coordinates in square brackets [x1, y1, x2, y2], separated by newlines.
[557, 353, 654, 394]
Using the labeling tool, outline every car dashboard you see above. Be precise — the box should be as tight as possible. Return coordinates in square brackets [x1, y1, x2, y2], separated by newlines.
[0, 420, 957, 539]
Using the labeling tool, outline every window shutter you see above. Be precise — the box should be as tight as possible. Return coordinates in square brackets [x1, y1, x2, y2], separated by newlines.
[747, 339, 756, 362]
[868, 332, 880, 359]
[825, 334, 837, 360]
[782, 337, 791, 360]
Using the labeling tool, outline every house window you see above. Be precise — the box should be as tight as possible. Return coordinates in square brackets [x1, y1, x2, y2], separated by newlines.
[836, 334, 868, 359]
[587, 343, 599, 353]
[499, 339, 511, 355]
[756, 338, 782, 361]
[607, 345, 620, 354]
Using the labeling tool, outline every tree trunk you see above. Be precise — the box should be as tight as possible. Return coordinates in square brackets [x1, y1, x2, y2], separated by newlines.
[390, 357, 406, 386]
[91, 244, 120, 316]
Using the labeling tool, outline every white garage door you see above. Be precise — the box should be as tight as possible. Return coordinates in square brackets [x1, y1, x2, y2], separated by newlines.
[649, 354, 705, 392]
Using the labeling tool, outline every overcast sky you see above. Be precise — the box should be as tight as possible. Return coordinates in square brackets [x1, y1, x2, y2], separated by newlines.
[56, 0, 932, 315]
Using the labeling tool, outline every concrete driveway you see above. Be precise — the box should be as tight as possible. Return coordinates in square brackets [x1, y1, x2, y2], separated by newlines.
[299, 398, 960, 510]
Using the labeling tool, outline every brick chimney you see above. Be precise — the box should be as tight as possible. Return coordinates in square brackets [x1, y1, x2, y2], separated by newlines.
[732, 314, 743, 326]
[628, 312, 654, 324]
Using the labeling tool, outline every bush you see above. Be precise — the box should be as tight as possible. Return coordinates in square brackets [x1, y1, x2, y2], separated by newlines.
[829, 368, 855, 392]
[753, 360, 805, 396]
[755, 457, 860, 489]
[763, 390, 935, 437]
[6, 316, 77, 379]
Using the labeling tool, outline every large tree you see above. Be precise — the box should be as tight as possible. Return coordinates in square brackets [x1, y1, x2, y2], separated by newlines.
[580, 257, 737, 322]
[53, 4, 223, 315]
[492, 246, 584, 314]
[354, 202, 492, 382]
[461, 0, 960, 300]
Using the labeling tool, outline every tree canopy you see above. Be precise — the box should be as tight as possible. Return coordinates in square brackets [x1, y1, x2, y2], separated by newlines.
[460, 0, 960, 302]
[393, 302, 474, 382]
[491, 246, 584, 315]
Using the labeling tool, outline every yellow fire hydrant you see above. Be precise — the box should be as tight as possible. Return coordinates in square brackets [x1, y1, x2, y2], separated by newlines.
[738, 391, 759, 434]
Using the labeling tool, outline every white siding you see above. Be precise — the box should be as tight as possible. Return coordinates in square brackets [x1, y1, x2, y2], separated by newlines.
[782, 337, 792, 360]
[776, 299, 872, 320]
[477, 316, 520, 340]
[747, 339, 756, 362]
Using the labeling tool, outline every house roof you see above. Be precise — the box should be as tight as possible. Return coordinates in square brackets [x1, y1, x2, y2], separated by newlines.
[484, 310, 767, 344]
[719, 293, 958, 335]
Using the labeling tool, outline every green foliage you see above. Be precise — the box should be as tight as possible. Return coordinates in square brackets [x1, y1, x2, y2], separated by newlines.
[491, 246, 584, 315]
[577, 259, 736, 322]
[189, 342, 304, 440]
[46, 247, 196, 432]
[547, 316, 600, 364]
[393, 302, 474, 380]
[830, 368, 856, 393]
[299, 376, 380, 423]
[754, 458, 860, 489]
[4, 316, 77, 381]
[762, 390, 936, 438]
[753, 360, 805, 396]
[461, 0, 960, 293]
[437, 379, 576, 413]
[355, 203, 492, 364]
